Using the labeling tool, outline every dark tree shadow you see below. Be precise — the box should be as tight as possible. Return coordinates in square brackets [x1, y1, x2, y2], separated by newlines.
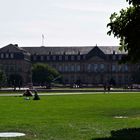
[92, 128, 140, 140]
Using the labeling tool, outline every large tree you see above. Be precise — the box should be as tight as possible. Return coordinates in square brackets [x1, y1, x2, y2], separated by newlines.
[32, 63, 60, 88]
[107, 0, 140, 63]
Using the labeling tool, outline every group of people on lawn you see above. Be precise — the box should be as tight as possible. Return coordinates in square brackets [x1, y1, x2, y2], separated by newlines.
[23, 84, 110, 99]
[23, 89, 40, 100]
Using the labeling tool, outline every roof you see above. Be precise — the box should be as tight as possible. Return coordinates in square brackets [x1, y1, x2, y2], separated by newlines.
[0, 44, 126, 55]
[0, 44, 29, 54]
[22, 46, 126, 55]
[22, 46, 93, 55]
[99, 46, 127, 54]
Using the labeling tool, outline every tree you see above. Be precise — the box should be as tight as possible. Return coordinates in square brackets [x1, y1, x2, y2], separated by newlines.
[32, 63, 60, 88]
[126, 0, 140, 5]
[0, 70, 7, 88]
[8, 74, 23, 90]
[107, 0, 140, 63]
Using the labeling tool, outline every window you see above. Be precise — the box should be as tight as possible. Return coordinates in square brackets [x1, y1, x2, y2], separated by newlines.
[100, 64, 105, 71]
[87, 64, 91, 72]
[53, 56, 56, 61]
[113, 55, 116, 60]
[112, 65, 116, 72]
[0, 53, 4, 59]
[91, 64, 94, 72]
[10, 53, 14, 58]
[64, 65, 69, 72]
[59, 56, 62, 61]
[6, 53, 9, 58]
[94, 64, 98, 72]
[71, 56, 74, 61]
[70, 65, 75, 72]
[65, 56, 68, 61]
[124, 65, 128, 72]
[77, 55, 80, 60]
[41, 56, 44, 61]
[119, 55, 122, 60]
[76, 65, 80, 72]
[83, 55, 86, 60]
[47, 56, 50, 60]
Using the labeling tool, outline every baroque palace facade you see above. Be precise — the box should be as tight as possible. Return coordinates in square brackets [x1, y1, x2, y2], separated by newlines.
[0, 44, 139, 86]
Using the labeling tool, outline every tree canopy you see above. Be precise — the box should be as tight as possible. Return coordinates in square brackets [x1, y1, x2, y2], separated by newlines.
[107, 0, 140, 63]
[32, 63, 60, 87]
[8, 74, 22, 87]
[126, 0, 140, 5]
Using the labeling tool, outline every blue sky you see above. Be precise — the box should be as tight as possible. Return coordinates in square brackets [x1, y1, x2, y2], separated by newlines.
[0, 0, 128, 47]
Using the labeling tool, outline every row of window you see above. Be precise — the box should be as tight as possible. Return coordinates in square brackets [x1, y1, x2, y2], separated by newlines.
[112, 55, 122, 61]
[112, 64, 128, 72]
[87, 64, 105, 72]
[53, 64, 129, 73]
[0, 53, 123, 61]
[0, 53, 14, 59]
[32, 55, 83, 61]
[56, 65, 81, 72]
[87, 64, 128, 72]
[33, 55, 123, 61]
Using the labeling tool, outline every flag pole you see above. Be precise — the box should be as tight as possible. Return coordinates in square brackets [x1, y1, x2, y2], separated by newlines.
[42, 34, 44, 46]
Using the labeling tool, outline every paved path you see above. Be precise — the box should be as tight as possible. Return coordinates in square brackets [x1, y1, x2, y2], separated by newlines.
[0, 91, 139, 97]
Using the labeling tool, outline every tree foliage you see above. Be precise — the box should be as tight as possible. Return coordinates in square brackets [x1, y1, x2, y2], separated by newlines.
[8, 74, 22, 87]
[32, 63, 60, 86]
[126, 0, 140, 5]
[107, 0, 140, 63]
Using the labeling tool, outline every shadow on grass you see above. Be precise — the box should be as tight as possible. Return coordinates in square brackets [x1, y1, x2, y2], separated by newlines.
[92, 128, 140, 140]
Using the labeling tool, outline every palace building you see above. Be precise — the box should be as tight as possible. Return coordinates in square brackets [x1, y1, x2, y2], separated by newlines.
[0, 44, 139, 86]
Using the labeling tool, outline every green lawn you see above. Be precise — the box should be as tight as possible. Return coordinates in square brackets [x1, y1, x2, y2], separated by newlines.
[0, 93, 140, 139]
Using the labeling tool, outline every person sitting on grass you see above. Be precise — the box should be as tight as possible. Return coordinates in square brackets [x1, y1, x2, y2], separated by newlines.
[33, 90, 40, 100]
[23, 89, 33, 100]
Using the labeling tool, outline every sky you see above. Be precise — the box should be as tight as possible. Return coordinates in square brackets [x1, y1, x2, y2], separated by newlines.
[0, 0, 128, 47]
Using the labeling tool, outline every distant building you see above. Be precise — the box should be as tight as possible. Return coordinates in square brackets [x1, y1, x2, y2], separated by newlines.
[0, 44, 32, 86]
[0, 44, 139, 86]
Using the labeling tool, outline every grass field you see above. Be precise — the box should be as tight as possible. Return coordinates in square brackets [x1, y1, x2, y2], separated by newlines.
[0, 93, 140, 139]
